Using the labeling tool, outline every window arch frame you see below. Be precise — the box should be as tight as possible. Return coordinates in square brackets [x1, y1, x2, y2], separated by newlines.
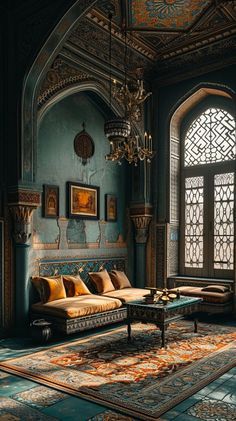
[179, 96, 235, 279]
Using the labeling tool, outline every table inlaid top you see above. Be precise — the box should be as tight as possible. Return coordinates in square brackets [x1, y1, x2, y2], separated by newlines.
[126, 296, 202, 310]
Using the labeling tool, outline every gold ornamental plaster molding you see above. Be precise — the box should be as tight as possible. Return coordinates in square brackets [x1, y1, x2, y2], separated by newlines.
[86, 9, 156, 61]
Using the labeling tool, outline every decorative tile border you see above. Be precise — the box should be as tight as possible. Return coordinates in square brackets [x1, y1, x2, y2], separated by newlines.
[38, 257, 127, 291]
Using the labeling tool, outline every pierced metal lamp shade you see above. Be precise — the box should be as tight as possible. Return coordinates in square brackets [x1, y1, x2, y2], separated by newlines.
[104, 118, 131, 141]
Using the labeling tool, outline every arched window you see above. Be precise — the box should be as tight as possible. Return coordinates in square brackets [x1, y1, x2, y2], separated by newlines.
[180, 106, 235, 278]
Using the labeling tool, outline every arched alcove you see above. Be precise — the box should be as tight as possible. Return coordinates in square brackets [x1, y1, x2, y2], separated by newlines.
[21, 0, 98, 184]
[168, 84, 236, 278]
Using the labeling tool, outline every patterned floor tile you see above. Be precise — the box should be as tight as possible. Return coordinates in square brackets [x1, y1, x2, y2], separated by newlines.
[222, 392, 236, 405]
[88, 410, 135, 420]
[41, 396, 107, 421]
[207, 387, 232, 401]
[12, 385, 68, 410]
[0, 376, 37, 397]
[187, 397, 236, 420]
[0, 397, 58, 420]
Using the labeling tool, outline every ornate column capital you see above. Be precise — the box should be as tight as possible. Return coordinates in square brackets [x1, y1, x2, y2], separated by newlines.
[130, 204, 153, 244]
[8, 188, 41, 245]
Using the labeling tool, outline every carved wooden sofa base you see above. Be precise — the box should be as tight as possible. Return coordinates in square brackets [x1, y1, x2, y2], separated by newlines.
[31, 307, 127, 335]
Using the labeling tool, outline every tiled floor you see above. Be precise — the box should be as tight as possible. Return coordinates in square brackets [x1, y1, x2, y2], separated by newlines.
[0, 318, 235, 421]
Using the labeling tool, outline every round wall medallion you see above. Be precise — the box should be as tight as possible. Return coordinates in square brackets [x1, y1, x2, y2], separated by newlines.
[74, 126, 95, 165]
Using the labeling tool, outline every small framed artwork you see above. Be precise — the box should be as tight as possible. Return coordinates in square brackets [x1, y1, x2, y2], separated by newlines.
[67, 182, 99, 220]
[105, 194, 117, 222]
[43, 185, 59, 218]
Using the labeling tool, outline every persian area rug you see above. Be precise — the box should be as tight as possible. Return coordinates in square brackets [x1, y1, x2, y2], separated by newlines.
[0, 321, 236, 420]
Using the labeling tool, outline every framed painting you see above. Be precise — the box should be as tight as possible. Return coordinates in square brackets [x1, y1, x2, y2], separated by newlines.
[43, 185, 59, 218]
[105, 194, 117, 222]
[67, 182, 99, 219]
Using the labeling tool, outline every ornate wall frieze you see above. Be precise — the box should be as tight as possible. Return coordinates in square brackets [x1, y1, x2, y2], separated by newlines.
[38, 59, 93, 108]
[8, 189, 41, 207]
[130, 204, 153, 217]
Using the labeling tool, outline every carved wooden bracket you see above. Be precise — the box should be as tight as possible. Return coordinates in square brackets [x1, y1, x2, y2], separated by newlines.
[130, 204, 152, 244]
[8, 188, 41, 245]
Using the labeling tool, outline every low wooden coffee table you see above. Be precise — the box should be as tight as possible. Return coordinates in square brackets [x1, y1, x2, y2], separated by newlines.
[126, 296, 202, 348]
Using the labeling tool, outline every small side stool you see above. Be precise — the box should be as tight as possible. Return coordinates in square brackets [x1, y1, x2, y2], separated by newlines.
[30, 319, 52, 344]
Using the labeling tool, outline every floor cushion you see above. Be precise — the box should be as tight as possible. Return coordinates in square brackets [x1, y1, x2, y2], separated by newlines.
[31, 294, 122, 319]
[170, 286, 233, 304]
[102, 287, 148, 303]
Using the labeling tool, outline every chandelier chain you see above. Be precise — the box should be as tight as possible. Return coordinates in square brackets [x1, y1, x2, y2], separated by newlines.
[104, 13, 155, 165]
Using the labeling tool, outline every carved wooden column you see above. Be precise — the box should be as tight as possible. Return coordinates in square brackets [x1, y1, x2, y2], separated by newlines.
[130, 204, 152, 288]
[8, 188, 41, 332]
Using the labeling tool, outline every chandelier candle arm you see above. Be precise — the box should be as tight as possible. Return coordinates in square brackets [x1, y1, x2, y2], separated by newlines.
[149, 135, 152, 152]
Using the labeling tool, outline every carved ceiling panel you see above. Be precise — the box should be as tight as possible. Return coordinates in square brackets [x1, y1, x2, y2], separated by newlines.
[39, 0, 236, 90]
[92, 0, 236, 80]
[128, 0, 211, 30]
[68, 16, 152, 72]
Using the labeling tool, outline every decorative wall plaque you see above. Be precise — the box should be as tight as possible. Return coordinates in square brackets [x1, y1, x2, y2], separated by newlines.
[74, 122, 95, 165]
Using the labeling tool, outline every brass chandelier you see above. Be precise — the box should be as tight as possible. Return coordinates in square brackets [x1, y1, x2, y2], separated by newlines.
[104, 14, 154, 166]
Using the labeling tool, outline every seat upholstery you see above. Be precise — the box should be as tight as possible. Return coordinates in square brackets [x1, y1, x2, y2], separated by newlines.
[31, 294, 122, 319]
[102, 287, 148, 303]
[170, 286, 233, 304]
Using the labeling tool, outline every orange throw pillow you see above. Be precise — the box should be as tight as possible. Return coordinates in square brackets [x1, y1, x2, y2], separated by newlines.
[109, 270, 132, 289]
[32, 276, 66, 303]
[89, 270, 115, 293]
[62, 275, 91, 297]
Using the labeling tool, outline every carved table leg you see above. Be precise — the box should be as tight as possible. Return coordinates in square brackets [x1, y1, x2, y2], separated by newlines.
[194, 318, 198, 333]
[161, 326, 166, 348]
[127, 322, 131, 341]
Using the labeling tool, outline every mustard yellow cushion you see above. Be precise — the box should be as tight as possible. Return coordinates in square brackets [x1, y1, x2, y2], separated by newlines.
[62, 275, 91, 297]
[89, 270, 115, 293]
[201, 285, 229, 293]
[109, 270, 132, 289]
[102, 287, 148, 303]
[32, 276, 66, 303]
[31, 295, 122, 319]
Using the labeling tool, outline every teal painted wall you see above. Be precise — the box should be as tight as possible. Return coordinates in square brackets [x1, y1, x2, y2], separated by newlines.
[34, 92, 127, 247]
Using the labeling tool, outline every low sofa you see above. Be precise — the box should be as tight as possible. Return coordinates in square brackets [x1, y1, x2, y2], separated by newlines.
[170, 284, 234, 314]
[31, 270, 148, 335]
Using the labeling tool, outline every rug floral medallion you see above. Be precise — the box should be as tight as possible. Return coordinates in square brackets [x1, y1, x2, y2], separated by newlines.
[1, 321, 236, 420]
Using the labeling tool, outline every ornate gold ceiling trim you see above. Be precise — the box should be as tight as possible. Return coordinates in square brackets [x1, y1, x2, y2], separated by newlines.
[160, 26, 236, 60]
[86, 8, 156, 61]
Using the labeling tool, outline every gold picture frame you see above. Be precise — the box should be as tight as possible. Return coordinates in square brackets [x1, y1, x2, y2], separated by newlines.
[43, 185, 59, 218]
[105, 194, 117, 222]
[67, 182, 99, 220]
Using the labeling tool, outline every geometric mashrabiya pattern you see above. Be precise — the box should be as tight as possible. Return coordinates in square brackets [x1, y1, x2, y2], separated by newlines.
[184, 108, 235, 167]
